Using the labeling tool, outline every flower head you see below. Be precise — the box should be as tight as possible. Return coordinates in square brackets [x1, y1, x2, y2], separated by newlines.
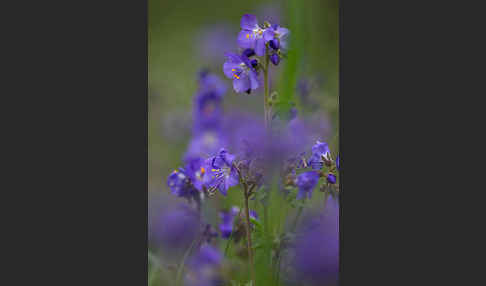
[223, 52, 260, 94]
[237, 14, 267, 56]
[203, 148, 239, 196]
[167, 168, 200, 201]
[308, 140, 331, 170]
[296, 171, 320, 199]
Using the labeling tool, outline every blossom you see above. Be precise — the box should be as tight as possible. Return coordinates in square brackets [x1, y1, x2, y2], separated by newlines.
[192, 71, 226, 133]
[203, 148, 239, 196]
[308, 140, 331, 170]
[167, 168, 200, 201]
[223, 52, 260, 94]
[237, 14, 267, 56]
[296, 171, 320, 199]
[219, 206, 240, 238]
[263, 24, 289, 51]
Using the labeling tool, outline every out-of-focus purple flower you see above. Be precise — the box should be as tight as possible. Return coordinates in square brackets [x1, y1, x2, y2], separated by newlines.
[150, 203, 200, 253]
[185, 131, 228, 161]
[308, 140, 331, 170]
[192, 72, 226, 133]
[296, 171, 320, 200]
[203, 148, 239, 196]
[193, 91, 223, 132]
[185, 244, 223, 286]
[293, 198, 339, 286]
[196, 24, 236, 65]
[183, 157, 206, 191]
[219, 206, 240, 239]
[327, 173, 337, 184]
[198, 70, 227, 97]
[237, 14, 267, 56]
[167, 168, 200, 201]
[336, 155, 340, 170]
[223, 52, 260, 94]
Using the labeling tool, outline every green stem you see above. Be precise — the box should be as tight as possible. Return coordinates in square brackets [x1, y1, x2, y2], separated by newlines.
[175, 237, 199, 286]
[264, 54, 270, 129]
[243, 184, 256, 286]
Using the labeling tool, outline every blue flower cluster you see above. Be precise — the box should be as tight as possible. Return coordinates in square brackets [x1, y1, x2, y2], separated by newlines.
[223, 14, 289, 94]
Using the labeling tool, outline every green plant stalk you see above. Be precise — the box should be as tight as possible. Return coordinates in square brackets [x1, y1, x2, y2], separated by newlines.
[263, 54, 270, 128]
[243, 183, 256, 286]
[175, 237, 199, 286]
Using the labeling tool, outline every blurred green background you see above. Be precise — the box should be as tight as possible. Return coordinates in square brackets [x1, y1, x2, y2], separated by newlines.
[149, 0, 339, 284]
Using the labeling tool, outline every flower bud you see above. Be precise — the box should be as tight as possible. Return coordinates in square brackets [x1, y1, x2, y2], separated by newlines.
[269, 39, 280, 50]
[270, 53, 280, 66]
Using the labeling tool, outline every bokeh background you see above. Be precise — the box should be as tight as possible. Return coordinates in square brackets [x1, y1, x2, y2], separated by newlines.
[149, 0, 338, 285]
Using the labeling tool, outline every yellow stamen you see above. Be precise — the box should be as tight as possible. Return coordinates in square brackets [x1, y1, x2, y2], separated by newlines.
[233, 74, 240, 79]
[173, 169, 178, 173]
[200, 167, 205, 175]
[246, 33, 250, 39]
[231, 68, 236, 72]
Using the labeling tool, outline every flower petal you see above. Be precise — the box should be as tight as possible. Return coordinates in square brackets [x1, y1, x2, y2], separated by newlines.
[223, 62, 242, 79]
[237, 30, 255, 50]
[240, 14, 258, 30]
[254, 37, 266, 56]
[233, 75, 251, 93]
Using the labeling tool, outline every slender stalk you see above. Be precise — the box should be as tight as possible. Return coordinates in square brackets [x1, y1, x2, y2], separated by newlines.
[263, 54, 270, 129]
[234, 165, 256, 286]
[243, 184, 256, 286]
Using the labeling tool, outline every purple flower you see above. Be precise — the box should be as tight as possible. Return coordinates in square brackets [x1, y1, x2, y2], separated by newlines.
[183, 157, 207, 192]
[293, 199, 339, 286]
[150, 203, 200, 253]
[308, 140, 331, 170]
[203, 148, 239, 196]
[336, 155, 340, 170]
[223, 52, 260, 94]
[192, 72, 226, 133]
[185, 244, 223, 286]
[167, 168, 199, 201]
[219, 206, 240, 239]
[327, 173, 337, 184]
[185, 131, 228, 161]
[237, 14, 267, 56]
[296, 171, 320, 199]
[263, 24, 289, 51]
[198, 70, 227, 97]
[193, 91, 223, 132]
